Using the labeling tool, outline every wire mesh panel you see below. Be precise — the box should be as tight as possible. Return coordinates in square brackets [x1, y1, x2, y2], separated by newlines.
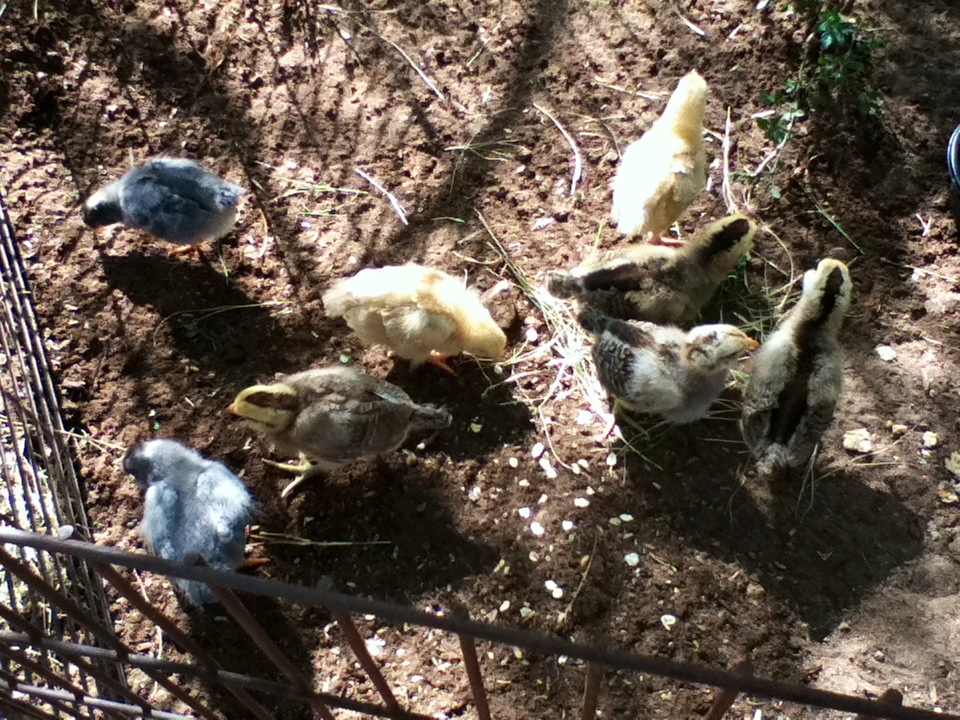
[0, 192, 123, 714]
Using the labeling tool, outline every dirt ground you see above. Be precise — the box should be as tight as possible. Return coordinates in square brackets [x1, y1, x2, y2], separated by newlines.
[2, 0, 959, 717]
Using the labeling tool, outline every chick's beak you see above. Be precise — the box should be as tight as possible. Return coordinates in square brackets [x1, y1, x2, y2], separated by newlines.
[746, 337, 760, 350]
[226, 403, 238, 416]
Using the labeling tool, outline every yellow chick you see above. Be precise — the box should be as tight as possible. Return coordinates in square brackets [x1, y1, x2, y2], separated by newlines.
[547, 215, 755, 324]
[740, 259, 853, 475]
[322, 263, 507, 373]
[611, 70, 709, 242]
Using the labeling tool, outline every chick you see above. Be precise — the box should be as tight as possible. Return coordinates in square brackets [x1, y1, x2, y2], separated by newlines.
[580, 308, 756, 424]
[227, 366, 453, 497]
[547, 215, 755, 323]
[740, 259, 852, 475]
[322, 263, 507, 372]
[124, 439, 253, 605]
[611, 70, 709, 242]
[83, 158, 243, 255]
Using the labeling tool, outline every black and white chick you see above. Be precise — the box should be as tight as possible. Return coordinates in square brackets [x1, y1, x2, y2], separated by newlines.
[740, 258, 853, 475]
[83, 158, 243, 254]
[124, 439, 254, 605]
[580, 308, 757, 424]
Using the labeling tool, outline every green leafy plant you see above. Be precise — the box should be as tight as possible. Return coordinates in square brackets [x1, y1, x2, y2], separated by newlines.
[757, 6, 881, 145]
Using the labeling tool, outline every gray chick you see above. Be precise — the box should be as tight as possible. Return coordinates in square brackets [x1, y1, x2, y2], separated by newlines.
[124, 439, 254, 605]
[83, 158, 243, 254]
[227, 365, 453, 498]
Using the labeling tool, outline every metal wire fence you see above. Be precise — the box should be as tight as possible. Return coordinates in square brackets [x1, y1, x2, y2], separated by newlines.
[0, 191, 956, 720]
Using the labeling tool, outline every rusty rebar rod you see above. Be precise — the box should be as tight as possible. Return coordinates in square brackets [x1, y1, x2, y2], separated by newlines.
[67, 528, 275, 720]
[1, 527, 956, 720]
[581, 663, 603, 720]
[332, 611, 401, 715]
[0, 692, 64, 720]
[456, 631, 490, 720]
[0, 604, 163, 713]
[0, 678, 193, 719]
[705, 659, 751, 720]
[200, 561, 336, 720]
[0, 543, 219, 720]
[0, 631, 437, 720]
[0, 666, 85, 719]
[0, 643, 123, 720]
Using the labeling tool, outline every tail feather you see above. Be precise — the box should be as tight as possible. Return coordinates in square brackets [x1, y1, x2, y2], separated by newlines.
[546, 271, 584, 299]
[412, 404, 453, 430]
[577, 306, 611, 335]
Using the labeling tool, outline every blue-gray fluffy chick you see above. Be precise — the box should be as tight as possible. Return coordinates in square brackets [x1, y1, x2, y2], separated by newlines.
[83, 158, 243, 252]
[124, 439, 254, 605]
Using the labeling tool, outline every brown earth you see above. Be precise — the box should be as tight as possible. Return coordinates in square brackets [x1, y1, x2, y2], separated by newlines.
[1, 0, 959, 718]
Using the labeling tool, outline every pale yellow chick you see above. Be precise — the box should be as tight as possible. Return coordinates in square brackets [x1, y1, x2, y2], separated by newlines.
[322, 263, 507, 372]
[611, 70, 709, 242]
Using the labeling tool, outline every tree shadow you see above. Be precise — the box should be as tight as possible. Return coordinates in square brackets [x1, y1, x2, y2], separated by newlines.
[100, 250, 287, 368]
[252, 455, 499, 606]
[615, 406, 924, 641]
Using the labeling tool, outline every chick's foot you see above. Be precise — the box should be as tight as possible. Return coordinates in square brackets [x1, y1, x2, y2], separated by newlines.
[425, 352, 456, 374]
[263, 454, 325, 498]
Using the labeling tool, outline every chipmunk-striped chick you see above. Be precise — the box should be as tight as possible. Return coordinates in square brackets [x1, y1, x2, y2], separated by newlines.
[740, 258, 852, 475]
[547, 215, 755, 323]
[228, 366, 452, 497]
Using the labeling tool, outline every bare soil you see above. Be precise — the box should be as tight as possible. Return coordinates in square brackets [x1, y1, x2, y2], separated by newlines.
[2, 0, 959, 718]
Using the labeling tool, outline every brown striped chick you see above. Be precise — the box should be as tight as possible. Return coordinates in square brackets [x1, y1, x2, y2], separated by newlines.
[611, 70, 708, 243]
[228, 366, 452, 497]
[740, 259, 852, 475]
[579, 308, 757, 425]
[547, 215, 755, 324]
[322, 263, 507, 373]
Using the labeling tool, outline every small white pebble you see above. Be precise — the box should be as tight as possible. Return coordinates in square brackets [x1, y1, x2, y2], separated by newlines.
[660, 614, 678, 631]
[530, 522, 545, 536]
[529, 551, 540, 562]
[531, 442, 545, 459]
[876, 345, 897, 362]
[537, 493, 548, 505]
[468, 486, 482, 502]
[605, 452, 617, 467]
[539, 456, 558, 479]
[562, 520, 575, 532]
[922, 431, 939, 448]
[586, 486, 595, 495]
[518, 479, 531, 488]
[525, 327, 539, 343]
[620, 513, 634, 523]
[574, 498, 590, 508]
[544, 580, 558, 591]
[508, 457, 519, 468]
[578, 459, 590, 468]
[499, 600, 510, 612]
[571, 464, 581, 475]
[625, 552, 640, 567]
[518, 507, 532, 519]
[609, 517, 622, 526]
[551, 587, 564, 599]
[576, 409, 594, 425]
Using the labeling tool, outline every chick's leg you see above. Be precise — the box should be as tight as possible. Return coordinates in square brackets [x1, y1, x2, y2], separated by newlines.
[168, 243, 205, 258]
[263, 453, 326, 498]
[425, 352, 456, 374]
